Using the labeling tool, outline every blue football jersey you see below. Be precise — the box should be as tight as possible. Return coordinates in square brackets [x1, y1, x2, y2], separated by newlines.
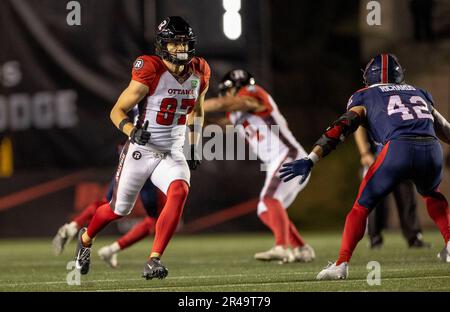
[347, 84, 436, 145]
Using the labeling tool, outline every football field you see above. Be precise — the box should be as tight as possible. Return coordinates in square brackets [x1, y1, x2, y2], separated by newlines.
[0, 231, 449, 292]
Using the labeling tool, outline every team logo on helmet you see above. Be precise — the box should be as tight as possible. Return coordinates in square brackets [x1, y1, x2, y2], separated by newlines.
[218, 69, 255, 96]
[230, 69, 247, 80]
[158, 19, 168, 31]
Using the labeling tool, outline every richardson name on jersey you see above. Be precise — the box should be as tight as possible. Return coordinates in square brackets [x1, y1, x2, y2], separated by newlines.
[168, 88, 194, 95]
[379, 85, 416, 92]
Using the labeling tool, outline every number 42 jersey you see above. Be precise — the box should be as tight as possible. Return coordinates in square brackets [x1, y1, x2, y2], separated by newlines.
[346, 83, 437, 145]
[131, 55, 210, 152]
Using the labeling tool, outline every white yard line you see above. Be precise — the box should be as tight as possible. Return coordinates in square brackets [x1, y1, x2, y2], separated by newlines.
[0, 271, 313, 287]
[92, 275, 450, 292]
[1, 269, 449, 289]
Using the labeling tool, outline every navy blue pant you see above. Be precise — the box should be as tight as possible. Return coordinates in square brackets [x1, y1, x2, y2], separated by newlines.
[357, 138, 443, 210]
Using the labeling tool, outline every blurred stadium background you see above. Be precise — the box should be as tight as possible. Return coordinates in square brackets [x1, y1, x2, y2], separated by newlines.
[0, 0, 449, 241]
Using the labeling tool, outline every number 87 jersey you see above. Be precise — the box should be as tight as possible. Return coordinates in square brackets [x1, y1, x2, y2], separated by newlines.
[131, 55, 210, 152]
[346, 83, 437, 145]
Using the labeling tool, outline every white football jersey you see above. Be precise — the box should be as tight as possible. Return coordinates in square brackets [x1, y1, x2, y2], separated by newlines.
[227, 85, 306, 165]
[131, 55, 210, 152]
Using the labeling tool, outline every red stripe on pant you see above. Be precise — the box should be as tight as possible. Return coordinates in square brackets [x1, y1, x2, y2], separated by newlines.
[111, 141, 130, 210]
[336, 142, 390, 265]
[355, 141, 390, 203]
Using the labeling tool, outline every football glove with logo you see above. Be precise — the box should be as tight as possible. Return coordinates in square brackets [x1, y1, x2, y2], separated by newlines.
[130, 120, 151, 145]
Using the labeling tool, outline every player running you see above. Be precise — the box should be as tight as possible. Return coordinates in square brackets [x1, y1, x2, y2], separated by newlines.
[280, 53, 450, 279]
[52, 176, 164, 268]
[203, 69, 315, 263]
[74, 16, 210, 280]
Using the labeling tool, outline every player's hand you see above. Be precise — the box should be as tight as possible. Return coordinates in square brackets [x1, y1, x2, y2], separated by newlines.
[360, 153, 375, 167]
[187, 144, 201, 170]
[130, 120, 151, 145]
[279, 158, 313, 184]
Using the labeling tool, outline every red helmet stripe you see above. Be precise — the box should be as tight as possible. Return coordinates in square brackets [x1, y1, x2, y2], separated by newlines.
[381, 54, 388, 83]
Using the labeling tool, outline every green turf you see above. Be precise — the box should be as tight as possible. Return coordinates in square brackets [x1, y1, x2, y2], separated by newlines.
[0, 231, 448, 291]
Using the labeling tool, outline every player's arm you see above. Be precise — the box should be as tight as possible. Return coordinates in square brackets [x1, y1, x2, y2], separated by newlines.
[188, 85, 208, 145]
[110, 80, 150, 145]
[203, 96, 264, 113]
[432, 108, 450, 145]
[309, 106, 366, 160]
[186, 85, 208, 169]
[279, 106, 366, 183]
[354, 126, 375, 167]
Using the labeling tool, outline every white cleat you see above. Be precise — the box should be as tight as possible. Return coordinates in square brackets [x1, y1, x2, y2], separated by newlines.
[98, 246, 118, 268]
[285, 248, 296, 263]
[293, 244, 316, 262]
[316, 261, 349, 280]
[437, 241, 450, 263]
[52, 223, 78, 256]
[254, 246, 295, 263]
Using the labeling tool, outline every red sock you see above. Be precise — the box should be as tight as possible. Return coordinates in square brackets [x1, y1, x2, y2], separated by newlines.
[151, 180, 189, 256]
[258, 197, 289, 247]
[336, 202, 369, 265]
[86, 202, 122, 238]
[288, 221, 305, 248]
[117, 217, 156, 250]
[424, 191, 450, 244]
[73, 200, 107, 228]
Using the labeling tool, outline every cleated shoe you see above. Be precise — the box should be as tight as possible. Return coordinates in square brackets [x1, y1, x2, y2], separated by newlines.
[437, 241, 450, 263]
[142, 258, 168, 280]
[254, 245, 294, 263]
[98, 246, 118, 268]
[52, 223, 78, 256]
[293, 244, 316, 262]
[75, 227, 91, 275]
[316, 261, 348, 280]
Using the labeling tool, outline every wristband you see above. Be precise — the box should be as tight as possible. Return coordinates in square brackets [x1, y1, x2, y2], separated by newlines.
[308, 152, 320, 164]
[119, 118, 131, 132]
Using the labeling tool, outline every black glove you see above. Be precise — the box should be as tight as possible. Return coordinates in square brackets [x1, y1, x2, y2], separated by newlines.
[130, 120, 150, 145]
[187, 144, 201, 170]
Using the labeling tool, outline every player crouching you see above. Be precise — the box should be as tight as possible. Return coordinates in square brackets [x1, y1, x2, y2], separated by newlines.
[280, 54, 450, 280]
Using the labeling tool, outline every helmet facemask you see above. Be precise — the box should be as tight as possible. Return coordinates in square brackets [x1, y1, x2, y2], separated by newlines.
[156, 37, 196, 66]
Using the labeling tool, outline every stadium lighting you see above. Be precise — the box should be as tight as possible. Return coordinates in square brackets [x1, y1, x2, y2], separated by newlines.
[222, 0, 242, 40]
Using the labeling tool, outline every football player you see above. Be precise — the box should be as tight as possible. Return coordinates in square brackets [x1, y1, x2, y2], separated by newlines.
[74, 16, 210, 280]
[203, 69, 315, 263]
[280, 54, 450, 279]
